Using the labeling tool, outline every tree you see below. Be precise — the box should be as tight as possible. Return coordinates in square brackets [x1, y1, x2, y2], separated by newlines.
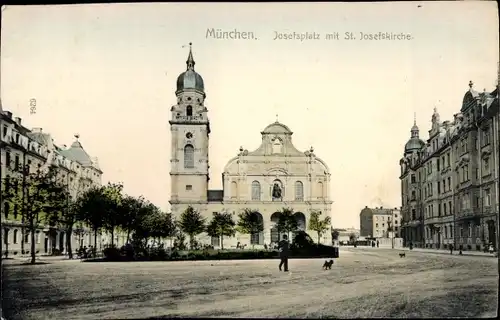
[332, 229, 340, 241]
[308, 210, 332, 244]
[44, 176, 88, 260]
[277, 208, 298, 241]
[101, 182, 124, 247]
[75, 186, 108, 256]
[129, 200, 156, 245]
[206, 211, 236, 250]
[236, 208, 264, 249]
[178, 206, 206, 249]
[117, 195, 146, 243]
[349, 233, 357, 244]
[156, 212, 177, 245]
[2, 164, 66, 264]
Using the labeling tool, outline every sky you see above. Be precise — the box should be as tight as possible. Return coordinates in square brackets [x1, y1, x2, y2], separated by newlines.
[1, 2, 498, 229]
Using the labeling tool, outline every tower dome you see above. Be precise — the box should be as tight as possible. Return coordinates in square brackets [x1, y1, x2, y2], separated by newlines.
[176, 43, 205, 94]
[405, 114, 425, 153]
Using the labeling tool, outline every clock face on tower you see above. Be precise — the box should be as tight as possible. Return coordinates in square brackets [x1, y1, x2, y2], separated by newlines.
[186, 132, 193, 139]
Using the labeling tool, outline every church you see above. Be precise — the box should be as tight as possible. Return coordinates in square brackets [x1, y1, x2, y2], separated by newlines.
[169, 44, 333, 248]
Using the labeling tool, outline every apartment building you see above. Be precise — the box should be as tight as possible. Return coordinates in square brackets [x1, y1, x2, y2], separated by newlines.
[0, 106, 126, 256]
[359, 206, 402, 239]
[400, 81, 499, 251]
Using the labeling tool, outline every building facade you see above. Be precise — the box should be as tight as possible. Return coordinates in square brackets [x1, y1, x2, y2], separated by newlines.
[169, 45, 333, 248]
[359, 206, 402, 238]
[400, 81, 499, 251]
[332, 227, 360, 245]
[0, 105, 126, 256]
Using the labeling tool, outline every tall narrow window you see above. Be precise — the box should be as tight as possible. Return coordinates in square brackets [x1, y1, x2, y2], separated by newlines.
[294, 181, 304, 201]
[251, 181, 261, 200]
[484, 189, 491, 206]
[186, 105, 193, 117]
[3, 228, 9, 244]
[317, 181, 324, 199]
[3, 202, 9, 219]
[13, 229, 18, 244]
[231, 181, 238, 199]
[184, 144, 194, 168]
[5, 151, 11, 167]
[211, 236, 220, 247]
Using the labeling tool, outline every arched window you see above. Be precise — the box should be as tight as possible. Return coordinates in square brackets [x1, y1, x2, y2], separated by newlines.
[251, 181, 261, 201]
[186, 105, 193, 117]
[13, 229, 18, 244]
[231, 181, 238, 199]
[184, 144, 194, 168]
[295, 181, 304, 201]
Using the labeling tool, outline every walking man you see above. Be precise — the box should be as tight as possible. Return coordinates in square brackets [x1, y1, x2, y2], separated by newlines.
[278, 234, 290, 272]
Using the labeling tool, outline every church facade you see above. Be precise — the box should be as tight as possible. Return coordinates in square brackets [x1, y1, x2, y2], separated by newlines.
[169, 45, 333, 248]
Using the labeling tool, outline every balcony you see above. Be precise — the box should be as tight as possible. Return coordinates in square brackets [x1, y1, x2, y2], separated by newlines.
[171, 115, 205, 123]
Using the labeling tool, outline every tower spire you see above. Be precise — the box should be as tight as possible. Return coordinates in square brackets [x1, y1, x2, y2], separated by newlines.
[186, 42, 195, 71]
[411, 113, 419, 138]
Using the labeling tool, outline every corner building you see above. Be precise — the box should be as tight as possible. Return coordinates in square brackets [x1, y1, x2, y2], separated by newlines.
[169, 46, 333, 248]
[1, 106, 126, 255]
[400, 81, 499, 251]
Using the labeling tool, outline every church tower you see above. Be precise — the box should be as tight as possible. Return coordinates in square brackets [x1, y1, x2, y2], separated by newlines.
[169, 43, 210, 206]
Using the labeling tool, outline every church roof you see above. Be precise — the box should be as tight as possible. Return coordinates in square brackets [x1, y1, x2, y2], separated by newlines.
[261, 121, 293, 135]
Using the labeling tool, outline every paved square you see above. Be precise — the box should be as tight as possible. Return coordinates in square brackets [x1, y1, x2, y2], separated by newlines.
[2, 248, 498, 319]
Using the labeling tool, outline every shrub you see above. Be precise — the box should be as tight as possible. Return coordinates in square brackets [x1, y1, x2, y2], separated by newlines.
[120, 244, 135, 260]
[103, 247, 121, 260]
[150, 248, 168, 261]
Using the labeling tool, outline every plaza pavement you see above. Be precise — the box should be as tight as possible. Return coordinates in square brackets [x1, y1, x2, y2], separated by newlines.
[2, 247, 498, 319]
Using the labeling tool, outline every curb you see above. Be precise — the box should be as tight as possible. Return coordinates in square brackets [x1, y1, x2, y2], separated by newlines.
[405, 249, 496, 258]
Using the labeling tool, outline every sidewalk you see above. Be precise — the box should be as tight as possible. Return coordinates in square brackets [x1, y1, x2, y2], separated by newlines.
[354, 246, 497, 258]
[401, 247, 498, 258]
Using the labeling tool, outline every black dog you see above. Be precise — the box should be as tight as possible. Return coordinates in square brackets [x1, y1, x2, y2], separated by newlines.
[322, 259, 334, 270]
[399, 253, 406, 258]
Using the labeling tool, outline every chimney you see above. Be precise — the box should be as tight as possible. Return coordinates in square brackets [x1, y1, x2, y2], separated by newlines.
[5, 111, 12, 119]
[14, 117, 22, 126]
[365, 206, 368, 208]
[32, 127, 43, 133]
